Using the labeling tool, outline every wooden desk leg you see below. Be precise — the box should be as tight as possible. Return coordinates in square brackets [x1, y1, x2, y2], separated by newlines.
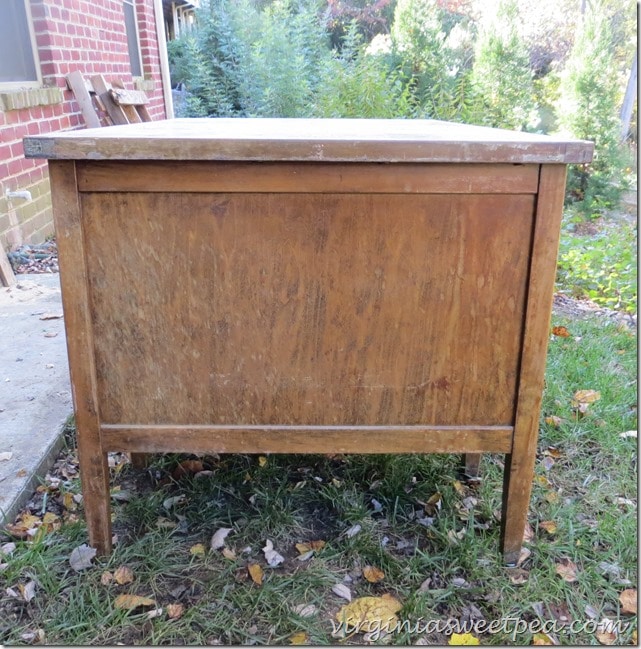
[463, 453, 481, 478]
[130, 453, 149, 469]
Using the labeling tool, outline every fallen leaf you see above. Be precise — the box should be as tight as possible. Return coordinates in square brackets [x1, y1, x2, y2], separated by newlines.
[345, 524, 362, 538]
[0, 542, 16, 556]
[584, 604, 599, 619]
[163, 495, 187, 510]
[19, 629, 45, 644]
[447, 528, 467, 545]
[167, 603, 184, 620]
[545, 491, 560, 504]
[293, 603, 317, 618]
[101, 571, 113, 586]
[69, 544, 97, 571]
[39, 313, 63, 320]
[542, 456, 555, 471]
[248, 563, 263, 585]
[156, 517, 177, 529]
[544, 416, 563, 427]
[16, 469, 27, 478]
[222, 547, 236, 560]
[540, 521, 557, 535]
[614, 497, 636, 507]
[448, 632, 480, 645]
[618, 589, 637, 614]
[44, 332, 58, 338]
[114, 565, 134, 585]
[263, 539, 285, 567]
[619, 430, 637, 439]
[0, 451, 13, 461]
[363, 565, 385, 583]
[532, 632, 556, 645]
[452, 480, 466, 496]
[295, 540, 326, 554]
[425, 492, 443, 515]
[335, 594, 402, 632]
[190, 543, 206, 557]
[506, 568, 529, 585]
[18, 581, 37, 602]
[332, 583, 352, 601]
[516, 547, 532, 567]
[534, 475, 551, 488]
[172, 459, 204, 480]
[210, 527, 232, 550]
[258, 456, 268, 467]
[571, 390, 601, 415]
[146, 607, 164, 620]
[595, 618, 618, 645]
[555, 558, 578, 583]
[523, 521, 535, 542]
[552, 326, 571, 338]
[297, 550, 314, 562]
[289, 632, 308, 645]
[114, 594, 156, 610]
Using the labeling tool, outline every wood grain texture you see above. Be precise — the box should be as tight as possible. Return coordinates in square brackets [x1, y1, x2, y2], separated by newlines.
[48, 161, 112, 555]
[500, 165, 568, 565]
[23, 118, 594, 164]
[80, 190, 534, 428]
[102, 425, 512, 454]
[76, 161, 539, 194]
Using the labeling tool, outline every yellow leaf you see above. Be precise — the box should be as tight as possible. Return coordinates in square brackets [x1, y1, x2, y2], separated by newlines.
[572, 389, 601, 405]
[114, 594, 156, 610]
[545, 491, 560, 504]
[42, 512, 61, 532]
[258, 456, 268, 467]
[425, 492, 442, 514]
[362, 565, 385, 583]
[331, 478, 342, 487]
[448, 632, 480, 645]
[544, 416, 563, 428]
[167, 603, 184, 620]
[289, 632, 309, 645]
[222, 547, 237, 560]
[295, 540, 326, 554]
[555, 558, 578, 583]
[532, 632, 555, 645]
[335, 594, 402, 632]
[552, 325, 571, 338]
[190, 543, 206, 557]
[618, 589, 637, 615]
[534, 475, 551, 488]
[248, 563, 264, 585]
[452, 480, 466, 496]
[114, 565, 134, 585]
[540, 521, 557, 535]
[63, 492, 77, 511]
[101, 571, 114, 586]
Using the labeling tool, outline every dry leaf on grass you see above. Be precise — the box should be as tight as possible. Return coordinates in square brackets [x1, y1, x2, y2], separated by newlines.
[619, 430, 637, 439]
[506, 568, 529, 585]
[258, 456, 268, 467]
[516, 547, 531, 567]
[618, 589, 637, 614]
[295, 540, 326, 554]
[532, 632, 557, 645]
[345, 524, 362, 538]
[167, 603, 185, 620]
[248, 563, 264, 585]
[18, 581, 37, 603]
[363, 565, 385, 583]
[332, 583, 352, 602]
[523, 522, 535, 542]
[544, 416, 563, 427]
[595, 619, 618, 645]
[69, 544, 97, 572]
[190, 544, 206, 557]
[210, 527, 232, 550]
[172, 459, 204, 480]
[555, 558, 578, 582]
[163, 495, 187, 510]
[114, 594, 156, 610]
[101, 571, 114, 586]
[448, 632, 480, 645]
[289, 632, 308, 645]
[540, 520, 558, 535]
[222, 547, 236, 560]
[335, 594, 402, 631]
[552, 326, 571, 338]
[114, 565, 134, 585]
[293, 603, 317, 618]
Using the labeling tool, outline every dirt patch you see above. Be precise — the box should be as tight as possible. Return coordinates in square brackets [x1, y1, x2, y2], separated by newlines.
[552, 292, 637, 329]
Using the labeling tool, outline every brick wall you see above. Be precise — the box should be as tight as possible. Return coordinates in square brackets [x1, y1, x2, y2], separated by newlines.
[0, 0, 168, 251]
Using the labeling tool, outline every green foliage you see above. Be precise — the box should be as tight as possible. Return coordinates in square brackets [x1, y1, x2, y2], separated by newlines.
[470, 0, 537, 130]
[557, 1, 629, 212]
[557, 211, 637, 314]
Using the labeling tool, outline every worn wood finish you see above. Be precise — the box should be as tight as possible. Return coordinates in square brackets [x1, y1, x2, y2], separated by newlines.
[101, 425, 513, 454]
[81, 191, 534, 427]
[500, 165, 569, 565]
[48, 161, 112, 555]
[26, 119, 594, 562]
[66, 71, 101, 129]
[23, 118, 594, 164]
[76, 161, 539, 194]
[0, 247, 16, 287]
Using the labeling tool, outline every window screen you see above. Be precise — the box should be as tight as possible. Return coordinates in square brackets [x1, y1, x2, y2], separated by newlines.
[123, 0, 143, 78]
[0, 0, 39, 84]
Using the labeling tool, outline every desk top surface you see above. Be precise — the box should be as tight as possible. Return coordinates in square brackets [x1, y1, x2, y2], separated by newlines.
[24, 118, 594, 164]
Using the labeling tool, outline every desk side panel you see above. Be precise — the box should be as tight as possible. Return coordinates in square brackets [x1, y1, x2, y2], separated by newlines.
[81, 190, 534, 428]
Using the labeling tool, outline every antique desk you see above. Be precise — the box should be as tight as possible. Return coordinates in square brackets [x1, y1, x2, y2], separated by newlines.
[25, 119, 593, 563]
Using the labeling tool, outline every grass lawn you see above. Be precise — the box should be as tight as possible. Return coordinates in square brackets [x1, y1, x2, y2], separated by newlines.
[0, 311, 636, 645]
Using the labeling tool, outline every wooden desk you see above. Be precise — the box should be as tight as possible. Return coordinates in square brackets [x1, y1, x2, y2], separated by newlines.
[25, 118, 593, 564]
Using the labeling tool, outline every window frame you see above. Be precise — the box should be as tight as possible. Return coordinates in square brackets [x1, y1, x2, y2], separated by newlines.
[0, 0, 43, 90]
[123, 0, 144, 79]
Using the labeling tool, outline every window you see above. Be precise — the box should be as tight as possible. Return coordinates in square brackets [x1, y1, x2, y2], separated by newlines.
[0, 0, 41, 88]
[123, 0, 143, 78]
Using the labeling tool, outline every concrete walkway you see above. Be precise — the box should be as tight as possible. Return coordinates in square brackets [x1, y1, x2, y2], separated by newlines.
[0, 274, 71, 525]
